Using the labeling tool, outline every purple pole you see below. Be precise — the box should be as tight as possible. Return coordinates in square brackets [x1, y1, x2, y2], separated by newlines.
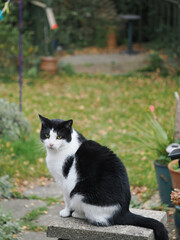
[19, 0, 23, 112]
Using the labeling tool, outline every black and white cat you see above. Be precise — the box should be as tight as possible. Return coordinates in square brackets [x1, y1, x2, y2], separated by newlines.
[39, 115, 168, 240]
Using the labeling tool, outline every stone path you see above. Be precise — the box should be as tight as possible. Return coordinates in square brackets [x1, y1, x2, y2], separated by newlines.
[1, 181, 61, 240]
[59, 53, 149, 74]
[0, 180, 178, 240]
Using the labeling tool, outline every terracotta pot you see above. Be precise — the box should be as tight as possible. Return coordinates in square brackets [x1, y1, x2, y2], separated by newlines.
[107, 31, 117, 50]
[40, 56, 58, 74]
[168, 159, 180, 189]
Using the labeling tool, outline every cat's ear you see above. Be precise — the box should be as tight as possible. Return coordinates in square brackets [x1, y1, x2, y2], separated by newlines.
[64, 119, 73, 129]
[39, 114, 51, 126]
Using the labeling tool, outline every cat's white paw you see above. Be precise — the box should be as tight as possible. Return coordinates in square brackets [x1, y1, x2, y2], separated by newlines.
[72, 211, 85, 219]
[59, 208, 70, 218]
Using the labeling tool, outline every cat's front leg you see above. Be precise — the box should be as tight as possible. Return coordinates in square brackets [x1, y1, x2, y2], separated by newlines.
[59, 208, 71, 218]
[59, 193, 71, 218]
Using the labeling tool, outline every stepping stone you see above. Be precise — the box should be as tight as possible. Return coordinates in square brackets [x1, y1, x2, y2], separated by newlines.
[1, 199, 46, 219]
[46, 206, 167, 240]
[35, 203, 62, 226]
[18, 231, 56, 240]
[23, 181, 62, 199]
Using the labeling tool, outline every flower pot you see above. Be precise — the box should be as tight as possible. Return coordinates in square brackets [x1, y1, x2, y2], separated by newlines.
[154, 161, 173, 205]
[40, 56, 58, 74]
[168, 159, 180, 189]
[107, 30, 117, 50]
[174, 206, 180, 237]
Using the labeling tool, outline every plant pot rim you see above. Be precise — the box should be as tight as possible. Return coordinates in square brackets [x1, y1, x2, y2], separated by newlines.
[41, 56, 57, 60]
[154, 160, 168, 167]
[168, 159, 180, 173]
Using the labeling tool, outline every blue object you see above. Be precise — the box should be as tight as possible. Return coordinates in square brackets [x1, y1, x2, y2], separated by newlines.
[0, 10, 4, 20]
[154, 161, 173, 206]
[174, 206, 180, 237]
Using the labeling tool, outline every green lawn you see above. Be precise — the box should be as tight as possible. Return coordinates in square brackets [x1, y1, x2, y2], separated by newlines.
[0, 73, 177, 190]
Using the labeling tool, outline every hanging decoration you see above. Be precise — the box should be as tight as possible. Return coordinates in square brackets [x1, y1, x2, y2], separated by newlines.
[31, 1, 58, 30]
[0, 0, 10, 20]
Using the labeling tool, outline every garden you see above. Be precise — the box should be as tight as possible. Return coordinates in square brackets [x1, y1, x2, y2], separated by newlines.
[1, 0, 180, 240]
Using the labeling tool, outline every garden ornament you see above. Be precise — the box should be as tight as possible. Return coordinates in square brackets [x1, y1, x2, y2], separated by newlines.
[0, 0, 10, 21]
[31, 1, 58, 30]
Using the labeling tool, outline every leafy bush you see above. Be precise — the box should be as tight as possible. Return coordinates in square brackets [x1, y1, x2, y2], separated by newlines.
[147, 51, 164, 72]
[0, 175, 13, 200]
[0, 99, 31, 141]
[0, 207, 21, 240]
[0, 1, 37, 76]
[31, 0, 119, 53]
[139, 51, 169, 77]
[58, 63, 76, 76]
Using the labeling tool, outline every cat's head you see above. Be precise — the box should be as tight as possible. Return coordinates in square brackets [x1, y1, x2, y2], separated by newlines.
[39, 114, 73, 151]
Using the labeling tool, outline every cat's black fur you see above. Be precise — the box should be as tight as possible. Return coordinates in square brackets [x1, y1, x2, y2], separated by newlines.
[63, 156, 74, 178]
[72, 140, 168, 239]
[39, 115, 168, 240]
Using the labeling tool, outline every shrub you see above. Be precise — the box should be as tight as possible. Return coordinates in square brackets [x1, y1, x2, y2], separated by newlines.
[58, 63, 76, 76]
[0, 206, 21, 240]
[139, 51, 169, 77]
[0, 175, 13, 200]
[0, 99, 31, 141]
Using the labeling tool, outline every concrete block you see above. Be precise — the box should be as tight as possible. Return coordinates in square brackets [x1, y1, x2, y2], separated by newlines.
[47, 208, 167, 240]
[23, 181, 62, 199]
[1, 199, 46, 219]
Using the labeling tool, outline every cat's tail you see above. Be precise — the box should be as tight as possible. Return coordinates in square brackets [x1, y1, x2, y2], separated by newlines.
[114, 211, 168, 240]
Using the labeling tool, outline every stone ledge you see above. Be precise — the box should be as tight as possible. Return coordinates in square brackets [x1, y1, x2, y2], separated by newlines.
[47, 208, 167, 240]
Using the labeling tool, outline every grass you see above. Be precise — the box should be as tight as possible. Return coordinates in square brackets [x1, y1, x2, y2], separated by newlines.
[0, 72, 178, 190]
[20, 206, 48, 232]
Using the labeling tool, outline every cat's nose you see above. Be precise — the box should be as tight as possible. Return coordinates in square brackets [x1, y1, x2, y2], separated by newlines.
[49, 143, 54, 147]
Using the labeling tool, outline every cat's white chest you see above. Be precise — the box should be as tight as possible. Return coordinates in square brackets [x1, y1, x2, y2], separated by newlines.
[46, 152, 63, 181]
[46, 150, 77, 194]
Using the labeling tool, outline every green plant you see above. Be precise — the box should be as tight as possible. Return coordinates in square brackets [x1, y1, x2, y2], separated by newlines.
[0, 206, 21, 240]
[0, 1, 38, 76]
[20, 206, 48, 231]
[0, 175, 13, 199]
[130, 105, 174, 165]
[148, 51, 164, 71]
[22, 206, 47, 222]
[58, 63, 76, 76]
[139, 51, 169, 77]
[0, 99, 31, 141]
[171, 161, 180, 172]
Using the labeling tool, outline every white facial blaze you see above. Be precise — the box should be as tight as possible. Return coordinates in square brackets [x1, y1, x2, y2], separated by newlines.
[43, 129, 65, 151]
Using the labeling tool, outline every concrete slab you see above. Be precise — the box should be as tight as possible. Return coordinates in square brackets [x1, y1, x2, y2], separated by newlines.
[47, 206, 167, 240]
[1, 199, 46, 219]
[23, 181, 62, 199]
[35, 203, 62, 226]
[18, 231, 57, 240]
[59, 53, 149, 74]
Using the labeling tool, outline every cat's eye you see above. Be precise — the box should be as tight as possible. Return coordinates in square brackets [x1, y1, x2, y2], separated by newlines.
[45, 134, 50, 138]
[56, 136, 62, 140]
